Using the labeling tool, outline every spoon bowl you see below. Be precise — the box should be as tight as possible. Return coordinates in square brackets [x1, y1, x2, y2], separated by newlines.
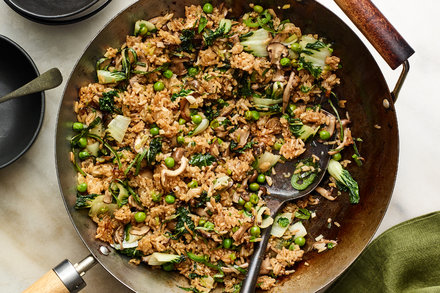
[241, 110, 334, 292]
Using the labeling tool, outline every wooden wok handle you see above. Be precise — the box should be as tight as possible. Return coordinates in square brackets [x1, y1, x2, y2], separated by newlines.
[23, 270, 69, 293]
[23, 257, 96, 293]
[334, 0, 414, 69]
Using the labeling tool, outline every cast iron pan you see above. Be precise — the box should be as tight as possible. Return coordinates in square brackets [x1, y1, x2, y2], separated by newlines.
[27, 0, 414, 292]
[3, 0, 112, 25]
[0, 35, 44, 169]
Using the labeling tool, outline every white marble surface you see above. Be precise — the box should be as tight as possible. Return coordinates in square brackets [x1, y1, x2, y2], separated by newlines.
[0, 0, 438, 292]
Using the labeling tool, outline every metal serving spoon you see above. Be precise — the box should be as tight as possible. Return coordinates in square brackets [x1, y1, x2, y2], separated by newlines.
[240, 111, 333, 293]
[0, 68, 62, 104]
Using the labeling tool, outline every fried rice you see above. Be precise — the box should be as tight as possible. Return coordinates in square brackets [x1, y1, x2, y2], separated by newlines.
[71, 3, 361, 292]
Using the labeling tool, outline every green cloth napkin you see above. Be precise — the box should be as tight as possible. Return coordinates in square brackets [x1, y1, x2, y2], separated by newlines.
[327, 211, 440, 293]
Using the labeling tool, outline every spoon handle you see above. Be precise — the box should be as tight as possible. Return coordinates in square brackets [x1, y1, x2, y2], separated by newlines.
[240, 199, 283, 293]
[0, 68, 62, 104]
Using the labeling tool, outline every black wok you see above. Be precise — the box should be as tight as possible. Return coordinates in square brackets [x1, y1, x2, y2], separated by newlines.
[26, 0, 414, 292]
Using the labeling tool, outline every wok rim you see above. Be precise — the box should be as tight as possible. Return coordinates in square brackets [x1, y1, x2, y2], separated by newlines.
[54, 0, 398, 291]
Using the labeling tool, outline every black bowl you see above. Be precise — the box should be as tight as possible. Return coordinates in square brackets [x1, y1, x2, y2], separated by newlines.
[3, 0, 112, 25]
[0, 35, 45, 168]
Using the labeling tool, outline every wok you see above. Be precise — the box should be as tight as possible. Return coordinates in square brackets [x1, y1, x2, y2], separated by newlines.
[26, 0, 414, 292]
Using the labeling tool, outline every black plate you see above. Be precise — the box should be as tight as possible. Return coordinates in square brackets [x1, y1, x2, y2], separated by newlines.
[4, 0, 98, 19]
[4, 0, 112, 25]
[0, 35, 45, 168]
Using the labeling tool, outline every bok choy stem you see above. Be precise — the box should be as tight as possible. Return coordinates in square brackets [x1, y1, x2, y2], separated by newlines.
[87, 134, 122, 170]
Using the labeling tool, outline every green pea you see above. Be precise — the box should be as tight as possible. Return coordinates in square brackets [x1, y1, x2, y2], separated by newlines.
[77, 182, 87, 193]
[177, 135, 185, 144]
[295, 236, 306, 246]
[332, 153, 342, 161]
[165, 194, 175, 204]
[78, 151, 90, 160]
[249, 182, 260, 192]
[222, 238, 232, 249]
[163, 69, 173, 79]
[280, 57, 291, 67]
[237, 197, 245, 206]
[232, 226, 239, 233]
[198, 218, 207, 226]
[249, 193, 259, 204]
[204, 221, 214, 230]
[257, 174, 266, 184]
[191, 114, 202, 124]
[153, 81, 165, 91]
[253, 5, 264, 13]
[250, 226, 261, 237]
[188, 67, 198, 77]
[134, 212, 146, 223]
[274, 141, 283, 151]
[151, 191, 162, 202]
[203, 2, 213, 13]
[245, 110, 253, 120]
[188, 180, 198, 188]
[150, 126, 160, 136]
[72, 122, 84, 131]
[138, 24, 148, 36]
[327, 242, 335, 249]
[291, 42, 301, 53]
[162, 263, 174, 271]
[251, 110, 260, 121]
[289, 243, 296, 251]
[244, 201, 253, 211]
[178, 118, 186, 125]
[319, 130, 331, 140]
[77, 137, 87, 148]
[210, 119, 219, 129]
[164, 157, 175, 168]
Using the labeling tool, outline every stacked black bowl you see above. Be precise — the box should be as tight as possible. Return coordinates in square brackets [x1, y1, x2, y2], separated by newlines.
[4, 0, 112, 25]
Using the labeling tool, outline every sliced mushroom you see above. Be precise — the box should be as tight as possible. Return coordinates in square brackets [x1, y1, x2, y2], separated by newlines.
[248, 170, 258, 183]
[282, 71, 298, 113]
[172, 148, 185, 162]
[114, 225, 125, 247]
[232, 222, 252, 242]
[267, 43, 288, 69]
[130, 225, 150, 236]
[266, 117, 282, 134]
[161, 156, 188, 186]
[329, 128, 354, 155]
[230, 126, 250, 150]
[180, 99, 191, 121]
[326, 115, 336, 137]
[315, 187, 336, 201]
[170, 57, 189, 76]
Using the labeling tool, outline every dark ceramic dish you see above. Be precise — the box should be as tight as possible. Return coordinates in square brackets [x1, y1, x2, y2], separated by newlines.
[0, 35, 44, 168]
[3, 0, 112, 25]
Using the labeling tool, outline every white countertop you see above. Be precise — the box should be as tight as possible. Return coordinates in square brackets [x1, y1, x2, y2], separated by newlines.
[0, 0, 438, 292]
